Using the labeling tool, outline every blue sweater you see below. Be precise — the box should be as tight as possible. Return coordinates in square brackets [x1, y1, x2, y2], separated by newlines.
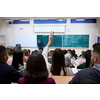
[69, 65, 100, 84]
[37, 42, 44, 50]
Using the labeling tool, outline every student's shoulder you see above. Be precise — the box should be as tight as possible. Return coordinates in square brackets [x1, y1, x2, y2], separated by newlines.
[2, 62, 14, 69]
[18, 77, 25, 84]
[78, 67, 92, 75]
[47, 77, 56, 84]
[47, 77, 54, 81]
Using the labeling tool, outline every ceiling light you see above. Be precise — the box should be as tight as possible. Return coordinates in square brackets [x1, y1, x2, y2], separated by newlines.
[2, 19, 13, 22]
[76, 19, 85, 21]
[20, 19, 29, 21]
[56, 19, 65, 21]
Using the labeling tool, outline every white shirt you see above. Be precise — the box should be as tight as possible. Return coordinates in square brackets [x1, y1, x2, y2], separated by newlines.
[42, 46, 51, 70]
[64, 53, 72, 62]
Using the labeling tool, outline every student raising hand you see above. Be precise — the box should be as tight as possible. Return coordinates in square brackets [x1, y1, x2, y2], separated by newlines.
[42, 31, 54, 71]
[47, 31, 54, 47]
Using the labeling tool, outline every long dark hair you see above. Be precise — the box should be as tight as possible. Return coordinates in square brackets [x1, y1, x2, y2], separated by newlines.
[51, 48, 66, 75]
[24, 52, 48, 83]
[12, 50, 24, 70]
[84, 50, 92, 67]
[62, 49, 67, 55]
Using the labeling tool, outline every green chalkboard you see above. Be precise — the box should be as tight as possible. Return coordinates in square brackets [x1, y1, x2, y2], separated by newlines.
[63, 35, 89, 48]
[37, 35, 62, 47]
[37, 35, 89, 48]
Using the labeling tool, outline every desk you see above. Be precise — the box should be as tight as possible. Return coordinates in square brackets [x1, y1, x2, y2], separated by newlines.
[52, 76, 74, 84]
[11, 76, 74, 84]
[11, 82, 18, 84]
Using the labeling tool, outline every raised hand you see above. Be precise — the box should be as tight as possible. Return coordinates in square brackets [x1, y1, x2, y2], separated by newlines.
[48, 31, 54, 43]
[47, 31, 54, 47]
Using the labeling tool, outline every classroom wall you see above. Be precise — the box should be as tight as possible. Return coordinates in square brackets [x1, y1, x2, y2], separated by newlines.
[0, 20, 7, 46]
[0, 18, 99, 56]
[96, 19, 100, 36]
[0, 20, 7, 35]
[66, 21, 97, 50]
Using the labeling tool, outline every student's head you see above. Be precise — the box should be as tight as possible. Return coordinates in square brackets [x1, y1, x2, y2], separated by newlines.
[84, 50, 92, 67]
[38, 39, 41, 43]
[31, 50, 39, 54]
[39, 50, 43, 54]
[81, 51, 86, 58]
[24, 52, 48, 83]
[62, 49, 67, 55]
[91, 43, 100, 66]
[23, 49, 30, 56]
[28, 49, 31, 55]
[48, 50, 54, 57]
[7, 47, 15, 56]
[0, 45, 8, 63]
[51, 48, 66, 75]
[67, 49, 73, 56]
[12, 50, 24, 70]
[15, 44, 22, 50]
[72, 50, 75, 55]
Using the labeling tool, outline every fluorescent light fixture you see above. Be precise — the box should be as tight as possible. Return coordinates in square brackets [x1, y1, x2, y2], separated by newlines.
[56, 19, 65, 21]
[20, 19, 29, 21]
[38, 19, 49, 20]
[58, 19, 64, 21]
[76, 19, 85, 21]
[2, 19, 13, 22]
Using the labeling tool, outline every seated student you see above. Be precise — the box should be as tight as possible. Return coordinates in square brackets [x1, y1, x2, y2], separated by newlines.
[12, 50, 26, 72]
[64, 49, 73, 63]
[51, 48, 74, 76]
[23, 49, 30, 64]
[42, 31, 75, 76]
[77, 50, 91, 69]
[63, 49, 75, 68]
[18, 52, 56, 84]
[0, 45, 23, 84]
[62, 49, 72, 67]
[27, 49, 31, 56]
[15, 44, 22, 50]
[62, 49, 67, 55]
[6, 46, 15, 65]
[77, 51, 86, 65]
[23, 49, 30, 57]
[71, 56, 79, 67]
[48, 50, 54, 64]
[32, 50, 39, 54]
[42, 31, 54, 70]
[72, 50, 78, 59]
[68, 43, 100, 84]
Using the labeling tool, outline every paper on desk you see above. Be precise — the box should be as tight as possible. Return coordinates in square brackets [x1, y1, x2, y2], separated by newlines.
[72, 68, 78, 74]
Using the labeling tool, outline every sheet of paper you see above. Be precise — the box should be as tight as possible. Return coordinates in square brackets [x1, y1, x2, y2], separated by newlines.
[72, 68, 78, 74]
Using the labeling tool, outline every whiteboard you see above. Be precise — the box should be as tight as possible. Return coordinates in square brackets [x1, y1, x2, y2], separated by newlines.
[0, 35, 5, 43]
[14, 34, 37, 47]
[34, 25, 66, 32]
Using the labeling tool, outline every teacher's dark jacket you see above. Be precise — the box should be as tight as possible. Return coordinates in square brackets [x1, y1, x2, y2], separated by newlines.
[0, 61, 23, 84]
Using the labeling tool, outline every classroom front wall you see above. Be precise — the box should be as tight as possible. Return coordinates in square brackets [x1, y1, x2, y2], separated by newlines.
[0, 20, 7, 35]
[0, 19, 98, 55]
